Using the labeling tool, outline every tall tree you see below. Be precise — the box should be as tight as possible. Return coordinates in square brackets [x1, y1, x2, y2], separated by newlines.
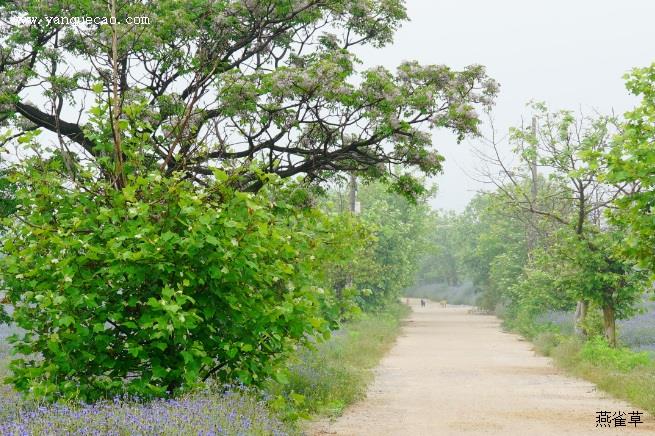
[474, 103, 644, 344]
[416, 210, 466, 287]
[352, 181, 433, 308]
[460, 190, 530, 312]
[0, 0, 497, 197]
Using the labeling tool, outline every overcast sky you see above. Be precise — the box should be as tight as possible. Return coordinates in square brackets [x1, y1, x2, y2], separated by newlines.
[354, 0, 655, 211]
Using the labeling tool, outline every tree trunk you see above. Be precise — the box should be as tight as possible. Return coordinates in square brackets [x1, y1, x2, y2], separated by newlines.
[574, 300, 588, 337]
[349, 173, 357, 214]
[602, 305, 617, 347]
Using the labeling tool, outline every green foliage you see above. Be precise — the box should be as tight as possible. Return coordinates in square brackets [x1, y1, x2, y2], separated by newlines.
[414, 210, 467, 287]
[579, 337, 652, 372]
[606, 63, 655, 273]
[0, 0, 497, 200]
[458, 191, 529, 313]
[0, 162, 364, 401]
[459, 104, 648, 345]
[504, 228, 646, 335]
[0, 160, 16, 230]
[577, 305, 606, 339]
[554, 231, 646, 319]
[0, 172, 15, 222]
[350, 182, 433, 309]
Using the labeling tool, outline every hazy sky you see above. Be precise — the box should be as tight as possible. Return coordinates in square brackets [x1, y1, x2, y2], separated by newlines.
[354, 0, 655, 211]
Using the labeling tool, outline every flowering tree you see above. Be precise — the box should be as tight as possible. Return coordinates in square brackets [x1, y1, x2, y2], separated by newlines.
[0, 0, 497, 196]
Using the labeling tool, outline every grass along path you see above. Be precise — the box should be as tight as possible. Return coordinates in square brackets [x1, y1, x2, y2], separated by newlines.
[268, 303, 410, 425]
[533, 332, 655, 419]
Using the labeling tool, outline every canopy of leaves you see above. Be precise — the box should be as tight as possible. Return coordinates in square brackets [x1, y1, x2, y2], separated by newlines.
[449, 102, 650, 340]
[324, 180, 433, 309]
[414, 210, 467, 287]
[0, 0, 497, 197]
[606, 63, 655, 272]
[0, 170, 16, 224]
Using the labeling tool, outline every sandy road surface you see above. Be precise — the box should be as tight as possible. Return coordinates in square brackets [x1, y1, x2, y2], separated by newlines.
[308, 301, 655, 435]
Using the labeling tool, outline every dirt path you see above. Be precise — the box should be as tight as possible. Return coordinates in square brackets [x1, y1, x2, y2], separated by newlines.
[308, 301, 655, 435]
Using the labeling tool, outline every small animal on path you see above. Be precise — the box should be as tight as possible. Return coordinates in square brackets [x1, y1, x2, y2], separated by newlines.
[440, 300, 447, 308]
[420, 299, 426, 307]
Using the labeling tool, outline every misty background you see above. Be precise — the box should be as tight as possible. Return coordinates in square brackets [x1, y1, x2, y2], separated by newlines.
[355, 0, 655, 211]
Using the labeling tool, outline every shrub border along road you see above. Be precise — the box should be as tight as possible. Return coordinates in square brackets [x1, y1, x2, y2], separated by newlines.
[268, 302, 410, 428]
[531, 330, 655, 416]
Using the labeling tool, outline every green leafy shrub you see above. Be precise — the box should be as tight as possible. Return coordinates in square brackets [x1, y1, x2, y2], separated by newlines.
[0, 168, 16, 227]
[0, 166, 354, 401]
[580, 336, 652, 372]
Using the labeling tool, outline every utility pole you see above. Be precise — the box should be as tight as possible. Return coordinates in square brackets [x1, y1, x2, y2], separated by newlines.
[530, 116, 538, 206]
[527, 116, 539, 256]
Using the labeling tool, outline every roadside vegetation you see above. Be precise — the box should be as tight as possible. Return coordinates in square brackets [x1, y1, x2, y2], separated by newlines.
[0, 174, 419, 433]
[268, 303, 409, 422]
[0, 303, 409, 434]
[533, 333, 655, 416]
[415, 68, 655, 416]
